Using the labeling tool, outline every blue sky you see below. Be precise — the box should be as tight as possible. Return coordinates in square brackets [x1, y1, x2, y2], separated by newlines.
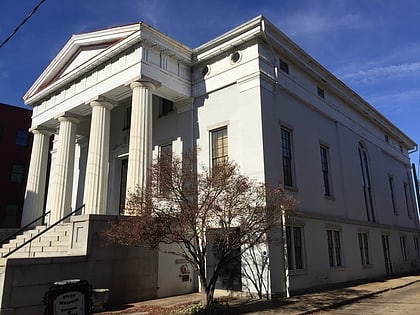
[0, 0, 419, 167]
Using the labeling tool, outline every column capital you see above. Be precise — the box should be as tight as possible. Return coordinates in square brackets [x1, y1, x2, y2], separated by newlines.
[130, 80, 157, 91]
[86, 95, 116, 110]
[29, 125, 55, 136]
[56, 113, 80, 124]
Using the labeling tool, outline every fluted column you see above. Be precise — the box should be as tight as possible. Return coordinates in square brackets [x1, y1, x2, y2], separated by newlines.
[83, 99, 114, 215]
[21, 127, 53, 227]
[126, 80, 156, 197]
[49, 115, 79, 224]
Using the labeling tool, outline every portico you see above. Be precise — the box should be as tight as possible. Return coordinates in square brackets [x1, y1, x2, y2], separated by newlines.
[22, 22, 192, 225]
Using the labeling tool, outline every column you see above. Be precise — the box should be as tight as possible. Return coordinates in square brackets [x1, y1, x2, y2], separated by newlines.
[21, 127, 53, 227]
[83, 99, 114, 215]
[126, 80, 156, 197]
[49, 115, 79, 224]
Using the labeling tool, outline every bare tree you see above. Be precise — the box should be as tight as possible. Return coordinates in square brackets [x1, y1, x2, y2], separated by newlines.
[241, 245, 270, 299]
[103, 150, 295, 305]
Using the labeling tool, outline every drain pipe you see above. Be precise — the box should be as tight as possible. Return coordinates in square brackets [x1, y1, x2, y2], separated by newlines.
[261, 19, 279, 90]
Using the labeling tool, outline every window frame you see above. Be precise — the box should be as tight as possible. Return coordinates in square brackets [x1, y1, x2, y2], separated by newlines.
[123, 105, 132, 130]
[388, 175, 398, 215]
[414, 236, 420, 260]
[403, 182, 412, 218]
[10, 162, 25, 183]
[358, 143, 375, 222]
[281, 127, 295, 188]
[317, 86, 325, 99]
[400, 235, 408, 262]
[158, 97, 174, 117]
[320, 145, 332, 197]
[15, 129, 29, 147]
[210, 126, 228, 169]
[286, 225, 305, 270]
[279, 58, 289, 74]
[2, 203, 19, 227]
[327, 229, 343, 268]
[358, 232, 371, 266]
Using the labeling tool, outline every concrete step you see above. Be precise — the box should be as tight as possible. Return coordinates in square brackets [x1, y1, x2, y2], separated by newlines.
[33, 251, 69, 258]
[0, 223, 72, 258]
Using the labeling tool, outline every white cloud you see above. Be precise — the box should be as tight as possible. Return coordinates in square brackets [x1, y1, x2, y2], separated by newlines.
[278, 10, 365, 39]
[341, 62, 420, 84]
[368, 88, 420, 112]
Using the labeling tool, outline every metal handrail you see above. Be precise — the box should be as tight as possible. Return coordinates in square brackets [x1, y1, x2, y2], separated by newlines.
[3, 204, 85, 258]
[0, 210, 51, 245]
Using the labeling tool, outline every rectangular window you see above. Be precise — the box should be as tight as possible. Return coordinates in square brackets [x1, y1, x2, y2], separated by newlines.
[414, 236, 420, 259]
[123, 106, 131, 130]
[286, 225, 304, 270]
[359, 144, 375, 222]
[158, 143, 173, 195]
[2, 204, 19, 227]
[16, 129, 29, 146]
[388, 176, 397, 214]
[403, 183, 412, 217]
[160, 53, 168, 70]
[400, 236, 408, 262]
[317, 87, 325, 99]
[358, 232, 370, 265]
[327, 230, 342, 267]
[211, 127, 228, 169]
[279, 58, 289, 74]
[10, 163, 25, 183]
[281, 127, 294, 187]
[320, 145, 331, 196]
[158, 97, 174, 117]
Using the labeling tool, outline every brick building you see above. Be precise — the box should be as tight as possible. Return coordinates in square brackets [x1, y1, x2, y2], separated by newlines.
[0, 103, 32, 228]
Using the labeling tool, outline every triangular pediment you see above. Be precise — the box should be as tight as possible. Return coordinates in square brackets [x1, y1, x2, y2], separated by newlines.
[24, 23, 140, 102]
[58, 43, 112, 78]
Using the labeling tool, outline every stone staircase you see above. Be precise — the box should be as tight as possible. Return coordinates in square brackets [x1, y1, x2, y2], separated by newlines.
[0, 223, 71, 258]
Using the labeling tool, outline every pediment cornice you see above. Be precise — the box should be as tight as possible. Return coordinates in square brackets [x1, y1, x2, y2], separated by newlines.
[24, 23, 141, 104]
[24, 22, 193, 105]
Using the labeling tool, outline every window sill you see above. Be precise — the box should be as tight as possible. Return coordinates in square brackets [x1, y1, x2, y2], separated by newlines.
[285, 185, 298, 192]
[330, 266, 345, 271]
[361, 263, 374, 269]
[288, 269, 306, 276]
[324, 195, 335, 201]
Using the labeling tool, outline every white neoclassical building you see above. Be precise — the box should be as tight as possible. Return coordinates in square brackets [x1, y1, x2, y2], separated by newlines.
[1, 15, 419, 314]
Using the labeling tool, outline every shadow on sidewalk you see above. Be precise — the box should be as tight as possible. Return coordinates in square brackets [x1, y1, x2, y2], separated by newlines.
[225, 287, 372, 314]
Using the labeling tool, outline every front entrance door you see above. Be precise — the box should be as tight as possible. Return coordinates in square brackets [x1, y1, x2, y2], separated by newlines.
[382, 234, 393, 274]
[119, 158, 128, 214]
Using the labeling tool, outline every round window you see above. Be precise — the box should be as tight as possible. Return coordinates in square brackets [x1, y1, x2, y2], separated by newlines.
[202, 65, 210, 77]
[231, 51, 241, 63]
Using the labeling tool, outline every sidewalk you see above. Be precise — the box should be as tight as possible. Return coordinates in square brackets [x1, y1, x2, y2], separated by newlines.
[98, 274, 420, 314]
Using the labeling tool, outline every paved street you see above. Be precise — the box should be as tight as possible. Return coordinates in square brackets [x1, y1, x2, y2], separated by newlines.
[323, 281, 420, 315]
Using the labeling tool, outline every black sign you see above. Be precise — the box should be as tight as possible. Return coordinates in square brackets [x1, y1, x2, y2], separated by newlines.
[44, 280, 91, 315]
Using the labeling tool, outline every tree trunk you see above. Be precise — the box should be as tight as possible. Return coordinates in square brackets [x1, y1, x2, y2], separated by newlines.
[200, 282, 215, 306]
